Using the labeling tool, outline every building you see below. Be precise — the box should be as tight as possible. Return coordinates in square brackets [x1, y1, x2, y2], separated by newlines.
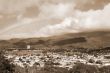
[27, 45, 31, 49]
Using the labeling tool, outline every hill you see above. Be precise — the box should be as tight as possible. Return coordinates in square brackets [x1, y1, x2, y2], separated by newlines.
[0, 31, 110, 50]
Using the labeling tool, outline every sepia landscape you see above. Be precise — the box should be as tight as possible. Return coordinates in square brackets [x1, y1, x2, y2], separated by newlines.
[0, 0, 110, 73]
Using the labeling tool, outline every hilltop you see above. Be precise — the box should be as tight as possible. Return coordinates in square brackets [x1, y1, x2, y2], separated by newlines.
[0, 31, 110, 50]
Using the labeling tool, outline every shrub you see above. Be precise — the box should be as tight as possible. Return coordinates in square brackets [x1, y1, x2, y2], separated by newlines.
[99, 66, 110, 73]
[88, 59, 95, 63]
[69, 63, 99, 73]
[96, 60, 102, 64]
[0, 50, 15, 73]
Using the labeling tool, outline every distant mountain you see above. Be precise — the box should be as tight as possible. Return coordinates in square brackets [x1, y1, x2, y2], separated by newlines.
[0, 31, 110, 49]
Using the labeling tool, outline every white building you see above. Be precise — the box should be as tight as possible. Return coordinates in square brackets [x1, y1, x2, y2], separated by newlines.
[27, 45, 31, 49]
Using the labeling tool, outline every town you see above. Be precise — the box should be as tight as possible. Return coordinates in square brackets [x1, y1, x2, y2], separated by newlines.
[5, 48, 110, 69]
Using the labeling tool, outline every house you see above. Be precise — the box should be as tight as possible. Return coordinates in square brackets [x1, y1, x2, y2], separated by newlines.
[104, 55, 110, 59]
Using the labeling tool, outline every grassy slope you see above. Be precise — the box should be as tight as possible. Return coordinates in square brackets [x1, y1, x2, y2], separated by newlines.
[0, 31, 110, 49]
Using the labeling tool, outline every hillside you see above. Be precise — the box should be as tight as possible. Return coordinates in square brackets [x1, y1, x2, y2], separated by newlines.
[0, 31, 110, 50]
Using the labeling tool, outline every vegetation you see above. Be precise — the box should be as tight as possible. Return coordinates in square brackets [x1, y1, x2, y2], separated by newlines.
[70, 63, 99, 73]
[54, 37, 87, 46]
[13, 63, 110, 73]
[0, 50, 15, 73]
[13, 41, 27, 48]
[69, 63, 110, 73]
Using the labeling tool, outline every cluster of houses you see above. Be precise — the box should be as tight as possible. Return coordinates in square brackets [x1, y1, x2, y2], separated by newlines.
[5, 51, 110, 69]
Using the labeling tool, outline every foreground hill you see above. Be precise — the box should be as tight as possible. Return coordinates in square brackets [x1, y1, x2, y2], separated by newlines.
[0, 31, 110, 50]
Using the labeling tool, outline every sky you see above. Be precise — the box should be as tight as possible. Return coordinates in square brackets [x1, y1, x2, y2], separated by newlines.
[0, 0, 110, 39]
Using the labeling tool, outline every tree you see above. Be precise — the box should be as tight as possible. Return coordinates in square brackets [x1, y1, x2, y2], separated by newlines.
[13, 41, 27, 48]
[0, 50, 15, 73]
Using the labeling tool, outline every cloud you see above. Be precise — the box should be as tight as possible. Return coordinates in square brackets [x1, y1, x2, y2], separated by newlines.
[75, 3, 110, 31]
[0, 0, 110, 39]
[0, 0, 40, 13]
[39, 3, 73, 19]
[34, 3, 110, 36]
[74, 0, 110, 11]
[35, 17, 78, 37]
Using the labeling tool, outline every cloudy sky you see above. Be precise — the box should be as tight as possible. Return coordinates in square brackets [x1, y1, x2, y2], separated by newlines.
[0, 0, 110, 39]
